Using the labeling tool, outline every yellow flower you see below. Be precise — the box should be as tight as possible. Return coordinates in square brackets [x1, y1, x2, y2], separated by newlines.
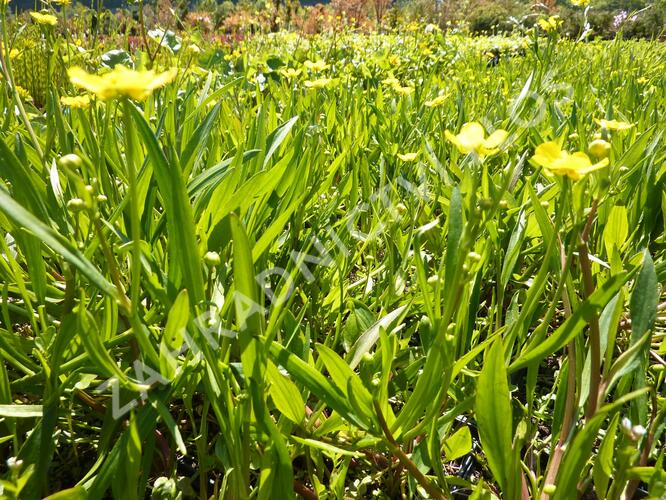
[445, 122, 508, 156]
[30, 12, 58, 26]
[9, 48, 20, 59]
[637, 77, 648, 84]
[538, 16, 561, 32]
[570, 0, 590, 6]
[304, 78, 336, 89]
[397, 152, 418, 162]
[531, 142, 608, 181]
[425, 94, 447, 108]
[224, 50, 241, 61]
[60, 95, 91, 109]
[15, 85, 32, 102]
[304, 60, 330, 72]
[280, 67, 302, 79]
[594, 118, 633, 131]
[381, 77, 400, 87]
[68, 66, 177, 101]
[51, 0, 71, 5]
[394, 85, 414, 96]
[187, 43, 201, 54]
[588, 139, 610, 158]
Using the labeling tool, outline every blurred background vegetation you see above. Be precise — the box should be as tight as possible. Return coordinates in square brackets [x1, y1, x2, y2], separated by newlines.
[9, 0, 666, 39]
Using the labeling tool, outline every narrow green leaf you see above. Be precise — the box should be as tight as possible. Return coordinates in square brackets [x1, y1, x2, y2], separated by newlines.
[0, 404, 43, 417]
[266, 360, 305, 425]
[476, 337, 513, 494]
[0, 188, 117, 297]
[511, 271, 632, 371]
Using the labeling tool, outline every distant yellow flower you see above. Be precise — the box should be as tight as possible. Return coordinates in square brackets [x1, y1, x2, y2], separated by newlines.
[425, 94, 446, 108]
[9, 48, 20, 59]
[51, 0, 71, 5]
[538, 16, 561, 32]
[280, 67, 302, 79]
[30, 11, 58, 26]
[394, 85, 414, 96]
[531, 142, 608, 181]
[224, 50, 241, 61]
[381, 77, 400, 87]
[636, 77, 648, 84]
[420, 46, 433, 57]
[187, 43, 201, 54]
[15, 85, 32, 102]
[595, 118, 633, 131]
[570, 0, 590, 6]
[304, 60, 329, 72]
[60, 95, 91, 109]
[397, 152, 418, 162]
[68, 66, 177, 101]
[588, 139, 610, 158]
[445, 122, 508, 156]
[304, 78, 335, 89]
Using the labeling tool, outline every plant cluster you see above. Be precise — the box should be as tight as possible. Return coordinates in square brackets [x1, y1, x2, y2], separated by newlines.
[0, 3, 665, 499]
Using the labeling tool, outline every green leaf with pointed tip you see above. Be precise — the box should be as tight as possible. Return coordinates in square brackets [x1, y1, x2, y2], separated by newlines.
[476, 337, 513, 495]
[267, 360, 304, 424]
[0, 188, 116, 297]
[511, 270, 632, 371]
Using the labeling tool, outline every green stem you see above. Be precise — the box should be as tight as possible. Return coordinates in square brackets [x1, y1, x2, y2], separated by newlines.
[374, 400, 446, 500]
[579, 199, 601, 420]
[121, 99, 142, 310]
[121, 99, 159, 366]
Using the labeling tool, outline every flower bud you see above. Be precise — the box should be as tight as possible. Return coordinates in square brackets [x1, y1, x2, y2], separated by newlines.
[66, 198, 87, 212]
[543, 484, 557, 495]
[589, 139, 610, 158]
[204, 251, 221, 267]
[478, 198, 493, 210]
[58, 153, 82, 169]
[6, 457, 23, 472]
[467, 251, 481, 263]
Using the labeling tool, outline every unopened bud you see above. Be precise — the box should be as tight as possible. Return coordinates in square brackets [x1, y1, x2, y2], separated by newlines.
[204, 251, 221, 267]
[58, 153, 82, 169]
[589, 139, 610, 158]
[67, 198, 86, 212]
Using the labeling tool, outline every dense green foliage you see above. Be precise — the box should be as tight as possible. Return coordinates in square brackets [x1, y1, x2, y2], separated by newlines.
[0, 9, 665, 499]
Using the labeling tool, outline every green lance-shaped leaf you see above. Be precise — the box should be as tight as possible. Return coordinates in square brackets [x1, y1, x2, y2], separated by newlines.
[476, 337, 513, 495]
[266, 360, 305, 425]
[510, 270, 633, 371]
[628, 250, 657, 425]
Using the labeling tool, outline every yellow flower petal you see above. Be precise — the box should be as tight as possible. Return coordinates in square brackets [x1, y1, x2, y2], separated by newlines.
[446, 122, 507, 157]
[455, 122, 486, 153]
[594, 119, 633, 131]
[30, 11, 58, 26]
[531, 142, 564, 167]
[68, 66, 176, 101]
[483, 130, 509, 150]
[425, 95, 446, 108]
[304, 78, 335, 89]
[60, 95, 91, 109]
[397, 152, 418, 162]
[531, 142, 609, 181]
